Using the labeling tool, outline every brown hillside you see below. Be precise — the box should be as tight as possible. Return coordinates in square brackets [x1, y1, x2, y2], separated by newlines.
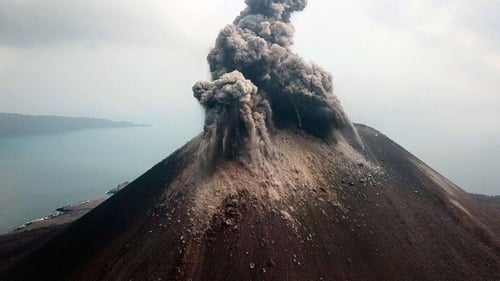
[2, 124, 499, 281]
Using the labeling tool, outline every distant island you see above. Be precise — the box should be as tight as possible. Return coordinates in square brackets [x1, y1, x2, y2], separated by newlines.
[0, 113, 148, 137]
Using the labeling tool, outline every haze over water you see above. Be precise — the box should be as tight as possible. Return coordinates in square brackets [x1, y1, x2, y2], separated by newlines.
[0, 125, 196, 233]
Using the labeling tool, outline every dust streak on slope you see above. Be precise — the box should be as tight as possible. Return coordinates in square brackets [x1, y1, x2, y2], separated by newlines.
[160, 130, 380, 236]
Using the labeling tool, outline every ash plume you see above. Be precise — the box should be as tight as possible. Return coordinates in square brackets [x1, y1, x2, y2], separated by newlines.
[194, 0, 356, 169]
[193, 71, 274, 170]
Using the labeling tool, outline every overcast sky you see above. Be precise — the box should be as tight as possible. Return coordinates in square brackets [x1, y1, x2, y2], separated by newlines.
[0, 0, 498, 195]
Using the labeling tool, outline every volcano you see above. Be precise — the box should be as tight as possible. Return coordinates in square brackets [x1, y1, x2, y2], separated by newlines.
[2, 125, 499, 281]
[2, 0, 499, 280]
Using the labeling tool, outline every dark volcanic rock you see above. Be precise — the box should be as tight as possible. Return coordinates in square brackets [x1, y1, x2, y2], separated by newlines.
[1, 125, 499, 281]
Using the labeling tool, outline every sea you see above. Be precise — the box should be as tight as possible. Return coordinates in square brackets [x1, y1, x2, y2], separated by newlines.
[0, 125, 199, 234]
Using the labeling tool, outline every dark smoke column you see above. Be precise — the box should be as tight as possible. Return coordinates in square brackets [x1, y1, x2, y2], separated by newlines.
[193, 0, 357, 169]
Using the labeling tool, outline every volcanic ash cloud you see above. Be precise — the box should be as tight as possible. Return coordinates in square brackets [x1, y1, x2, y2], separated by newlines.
[193, 0, 355, 170]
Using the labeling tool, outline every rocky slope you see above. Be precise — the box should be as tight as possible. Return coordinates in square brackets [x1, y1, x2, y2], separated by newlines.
[2, 124, 499, 281]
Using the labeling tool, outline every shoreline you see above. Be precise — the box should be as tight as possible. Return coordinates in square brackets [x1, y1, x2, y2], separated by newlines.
[0, 198, 107, 274]
[4, 181, 129, 235]
[8, 198, 107, 234]
[0, 183, 128, 274]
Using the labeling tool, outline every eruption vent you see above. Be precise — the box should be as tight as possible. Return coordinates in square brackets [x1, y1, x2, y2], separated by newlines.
[193, 0, 355, 169]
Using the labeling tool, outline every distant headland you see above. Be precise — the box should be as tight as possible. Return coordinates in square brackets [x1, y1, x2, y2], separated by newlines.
[0, 113, 148, 137]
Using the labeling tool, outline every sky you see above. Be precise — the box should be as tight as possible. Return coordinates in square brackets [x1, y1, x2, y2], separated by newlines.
[0, 0, 498, 195]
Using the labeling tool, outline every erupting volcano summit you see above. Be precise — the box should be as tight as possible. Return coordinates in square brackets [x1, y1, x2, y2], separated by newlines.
[1, 1, 499, 281]
[193, 0, 358, 171]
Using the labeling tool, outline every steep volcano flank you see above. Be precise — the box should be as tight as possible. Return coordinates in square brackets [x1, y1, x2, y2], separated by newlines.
[3, 125, 500, 281]
[356, 124, 500, 247]
[1, 139, 199, 281]
[175, 127, 500, 281]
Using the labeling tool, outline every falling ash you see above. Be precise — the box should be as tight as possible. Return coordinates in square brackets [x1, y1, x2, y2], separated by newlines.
[193, 0, 357, 170]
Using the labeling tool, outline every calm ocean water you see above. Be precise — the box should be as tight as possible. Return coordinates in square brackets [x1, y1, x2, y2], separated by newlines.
[0, 125, 198, 233]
